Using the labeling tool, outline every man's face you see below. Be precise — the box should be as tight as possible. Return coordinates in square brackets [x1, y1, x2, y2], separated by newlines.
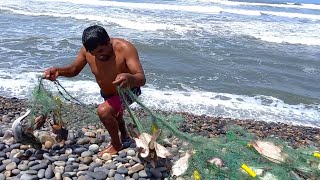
[90, 41, 113, 61]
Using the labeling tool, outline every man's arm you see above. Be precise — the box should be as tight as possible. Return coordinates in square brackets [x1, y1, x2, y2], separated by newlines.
[57, 47, 87, 77]
[123, 42, 146, 87]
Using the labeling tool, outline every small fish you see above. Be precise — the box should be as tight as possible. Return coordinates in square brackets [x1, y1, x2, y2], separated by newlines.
[12, 110, 42, 149]
[171, 150, 192, 177]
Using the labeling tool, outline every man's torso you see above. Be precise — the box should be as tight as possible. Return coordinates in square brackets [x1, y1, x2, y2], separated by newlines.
[85, 38, 130, 96]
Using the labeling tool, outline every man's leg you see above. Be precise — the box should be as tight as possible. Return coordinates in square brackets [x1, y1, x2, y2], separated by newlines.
[97, 101, 122, 155]
[116, 112, 129, 141]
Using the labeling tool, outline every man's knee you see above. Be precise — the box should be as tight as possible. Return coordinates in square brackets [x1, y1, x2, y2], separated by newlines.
[97, 103, 113, 120]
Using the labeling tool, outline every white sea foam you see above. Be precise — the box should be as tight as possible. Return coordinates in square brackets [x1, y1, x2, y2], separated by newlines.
[0, 71, 319, 127]
[2, 0, 320, 20]
[184, 0, 320, 10]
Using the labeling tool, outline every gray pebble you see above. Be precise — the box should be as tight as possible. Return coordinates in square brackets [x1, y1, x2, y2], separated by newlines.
[138, 170, 148, 178]
[43, 153, 55, 162]
[88, 163, 100, 171]
[30, 163, 48, 170]
[23, 170, 38, 175]
[105, 162, 117, 169]
[37, 169, 45, 179]
[20, 174, 38, 180]
[73, 147, 87, 155]
[11, 168, 21, 175]
[64, 165, 74, 172]
[108, 169, 116, 177]
[5, 162, 17, 171]
[45, 165, 54, 178]
[132, 173, 139, 180]
[81, 151, 92, 157]
[86, 171, 107, 179]
[18, 163, 29, 171]
[78, 175, 86, 180]
[0, 173, 5, 180]
[0, 152, 7, 158]
[88, 144, 99, 153]
[114, 173, 125, 180]
[116, 167, 128, 174]
[0, 144, 5, 151]
[10, 143, 21, 149]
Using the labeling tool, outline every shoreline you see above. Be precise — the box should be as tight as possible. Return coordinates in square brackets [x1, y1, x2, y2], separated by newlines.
[1, 95, 320, 179]
[1, 95, 320, 149]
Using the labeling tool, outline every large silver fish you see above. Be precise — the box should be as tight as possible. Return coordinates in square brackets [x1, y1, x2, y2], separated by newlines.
[12, 110, 42, 149]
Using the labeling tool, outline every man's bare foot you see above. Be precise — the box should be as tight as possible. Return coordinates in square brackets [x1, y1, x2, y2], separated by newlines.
[98, 144, 122, 156]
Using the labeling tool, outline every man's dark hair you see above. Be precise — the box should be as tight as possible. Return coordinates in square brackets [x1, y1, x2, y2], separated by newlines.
[82, 25, 110, 52]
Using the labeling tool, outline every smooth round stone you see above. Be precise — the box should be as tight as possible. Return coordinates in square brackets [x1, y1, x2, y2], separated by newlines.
[11, 169, 20, 175]
[82, 157, 92, 164]
[3, 147, 12, 153]
[37, 169, 45, 179]
[65, 148, 73, 155]
[57, 155, 68, 162]
[55, 172, 62, 180]
[51, 144, 61, 151]
[67, 157, 76, 162]
[0, 173, 5, 180]
[6, 162, 17, 171]
[105, 163, 117, 170]
[76, 138, 90, 145]
[108, 169, 116, 177]
[73, 147, 87, 155]
[0, 152, 6, 158]
[54, 166, 64, 174]
[64, 165, 74, 172]
[138, 170, 148, 178]
[23, 170, 38, 175]
[45, 165, 54, 178]
[116, 167, 128, 174]
[0, 144, 5, 151]
[88, 163, 100, 172]
[0, 165, 5, 173]
[10, 143, 21, 149]
[114, 173, 125, 180]
[54, 161, 66, 167]
[30, 163, 48, 171]
[88, 144, 99, 153]
[94, 167, 109, 174]
[28, 161, 39, 167]
[1, 159, 10, 165]
[20, 174, 38, 180]
[78, 175, 86, 180]
[4, 170, 11, 177]
[81, 151, 92, 157]
[115, 157, 128, 163]
[118, 151, 127, 158]
[101, 153, 112, 161]
[132, 173, 139, 180]
[86, 171, 107, 180]
[18, 164, 29, 171]
[132, 157, 141, 163]
[127, 150, 136, 156]
[78, 164, 89, 171]
[43, 153, 55, 162]
[20, 145, 30, 150]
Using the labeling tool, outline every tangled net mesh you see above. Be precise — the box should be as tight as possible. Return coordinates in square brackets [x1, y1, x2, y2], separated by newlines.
[26, 77, 320, 180]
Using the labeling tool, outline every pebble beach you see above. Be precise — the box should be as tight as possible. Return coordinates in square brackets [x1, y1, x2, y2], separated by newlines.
[0, 96, 320, 180]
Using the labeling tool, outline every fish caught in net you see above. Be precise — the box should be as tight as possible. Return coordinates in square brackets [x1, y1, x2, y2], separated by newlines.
[12, 77, 320, 180]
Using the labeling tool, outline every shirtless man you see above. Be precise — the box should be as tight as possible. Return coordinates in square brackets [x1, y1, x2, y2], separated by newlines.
[44, 25, 146, 154]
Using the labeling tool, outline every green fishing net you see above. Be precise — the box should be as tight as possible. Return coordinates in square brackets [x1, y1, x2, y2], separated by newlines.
[27, 77, 320, 180]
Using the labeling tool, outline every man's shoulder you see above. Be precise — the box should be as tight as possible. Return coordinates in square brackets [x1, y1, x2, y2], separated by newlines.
[112, 38, 136, 51]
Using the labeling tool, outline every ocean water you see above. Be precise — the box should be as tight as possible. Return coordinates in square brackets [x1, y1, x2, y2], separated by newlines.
[0, 0, 319, 127]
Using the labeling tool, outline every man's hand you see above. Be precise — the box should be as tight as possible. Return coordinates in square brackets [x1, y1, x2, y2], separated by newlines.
[43, 67, 59, 81]
[112, 73, 134, 88]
